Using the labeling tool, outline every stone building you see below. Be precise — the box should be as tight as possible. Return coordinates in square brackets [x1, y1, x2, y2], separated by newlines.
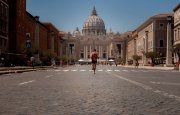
[7, 0, 61, 65]
[63, 7, 131, 63]
[173, 3, 180, 63]
[8, 0, 26, 54]
[127, 14, 174, 66]
[25, 12, 49, 64]
[43, 23, 60, 57]
[127, 30, 137, 65]
[0, 0, 8, 56]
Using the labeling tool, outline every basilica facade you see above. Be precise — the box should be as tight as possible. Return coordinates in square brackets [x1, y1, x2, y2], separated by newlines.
[63, 7, 131, 63]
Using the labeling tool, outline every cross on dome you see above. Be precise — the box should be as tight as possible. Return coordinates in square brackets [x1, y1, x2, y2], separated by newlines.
[91, 6, 97, 16]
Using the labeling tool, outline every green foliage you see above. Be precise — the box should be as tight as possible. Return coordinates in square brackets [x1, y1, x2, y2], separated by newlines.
[132, 54, 141, 62]
[60, 56, 68, 62]
[144, 51, 159, 64]
[46, 52, 55, 60]
[145, 51, 159, 59]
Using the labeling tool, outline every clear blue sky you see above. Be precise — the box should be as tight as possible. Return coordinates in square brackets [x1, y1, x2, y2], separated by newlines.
[26, 0, 179, 33]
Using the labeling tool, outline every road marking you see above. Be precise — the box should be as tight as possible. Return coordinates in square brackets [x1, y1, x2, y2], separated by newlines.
[114, 70, 120, 72]
[107, 72, 152, 90]
[122, 70, 128, 72]
[18, 80, 35, 86]
[80, 69, 86, 72]
[71, 69, 77, 71]
[131, 70, 136, 72]
[54, 70, 61, 72]
[106, 72, 180, 102]
[45, 75, 53, 78]
[150, 81, 180, 86]
[98, 69, 103, 71]
[107, 69, 112, 72]
[63, 70, 69, 72]
[48, 69, 175, 73]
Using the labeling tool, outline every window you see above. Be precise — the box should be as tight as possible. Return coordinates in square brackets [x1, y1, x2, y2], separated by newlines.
[159, 23, 164, 29]
[81, 53, 84, 58]
[0, 39, 2, 46]
[174, 30, 177, 41]
[160, 40, 163, 47]
[103, 53, 106, 58]
[0, 20, 2, 31]
[0, 3, 2, 16]
[116, 44, 121, 54]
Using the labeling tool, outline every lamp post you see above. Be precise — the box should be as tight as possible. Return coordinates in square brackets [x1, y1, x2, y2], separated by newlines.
[166, 16, 173, 66]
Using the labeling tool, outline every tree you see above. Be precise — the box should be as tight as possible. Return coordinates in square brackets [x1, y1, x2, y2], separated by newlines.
[132, 54, 141, 63]
[144, 51, 159, 65]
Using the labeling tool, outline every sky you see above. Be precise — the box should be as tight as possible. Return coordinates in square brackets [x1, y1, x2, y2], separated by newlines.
[26, 0, 179, 33]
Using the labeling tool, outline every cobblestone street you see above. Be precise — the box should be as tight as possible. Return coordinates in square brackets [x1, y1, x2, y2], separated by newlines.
[0, 65, 180, 115]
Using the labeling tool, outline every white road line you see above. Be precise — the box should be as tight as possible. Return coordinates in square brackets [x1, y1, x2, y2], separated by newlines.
[131, 70, 136, 72]
[114, 70, 120, 72]
[98, 69, 103, 71]
[107, 72, 152, 90]
[45, 75, 53, 78]
[80, 69, 86, 72]
[150, 81, 180, 86]
[89, 70, 93, 71]
[54, 70, 61, 72]
[18, 80, 35, 86]
[122, 70, 128, 72]
[63, 70, 69, 72]
[107, 72, 180, 102]
[71, 70, 77, 71]
[107, 69, 112, 72]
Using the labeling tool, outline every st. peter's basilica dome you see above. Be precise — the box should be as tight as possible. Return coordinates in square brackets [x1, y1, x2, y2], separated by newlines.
[82, 7, 106, 36]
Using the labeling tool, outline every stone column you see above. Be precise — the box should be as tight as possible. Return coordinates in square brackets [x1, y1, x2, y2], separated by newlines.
[90, 45, 92, 57]
[85, 46, 88, 59]
[99, 45, 101, 58]
[166, 16, 173, 66]
[144, 31, 148, 65]
[121, 43, 123, 59]
[133, 39, 137, 65]
[83, 46, 86, 59]
[107, 46, 109, 60]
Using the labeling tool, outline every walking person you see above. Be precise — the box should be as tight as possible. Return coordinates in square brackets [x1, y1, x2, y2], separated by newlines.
[91, 49, 98, 74]
[30, 56, 35, 69]
[135, 61, 139, 68]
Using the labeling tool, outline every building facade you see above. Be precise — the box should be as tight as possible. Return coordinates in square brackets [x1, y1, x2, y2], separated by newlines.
[173, 4, 180, 63]
[8, 0, 26, 53]
[127, 14, 174, 66]
[63, 7, 130, 64]
[0, 0, 8, 56]
[7, 0, 61, 66]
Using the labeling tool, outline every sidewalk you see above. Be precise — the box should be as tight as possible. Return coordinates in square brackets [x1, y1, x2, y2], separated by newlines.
[0, 66, 54, 75]
[119, 65, 175, 70]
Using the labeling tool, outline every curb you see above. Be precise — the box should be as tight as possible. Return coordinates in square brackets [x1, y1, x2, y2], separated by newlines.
[0, 69, 36, 75]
